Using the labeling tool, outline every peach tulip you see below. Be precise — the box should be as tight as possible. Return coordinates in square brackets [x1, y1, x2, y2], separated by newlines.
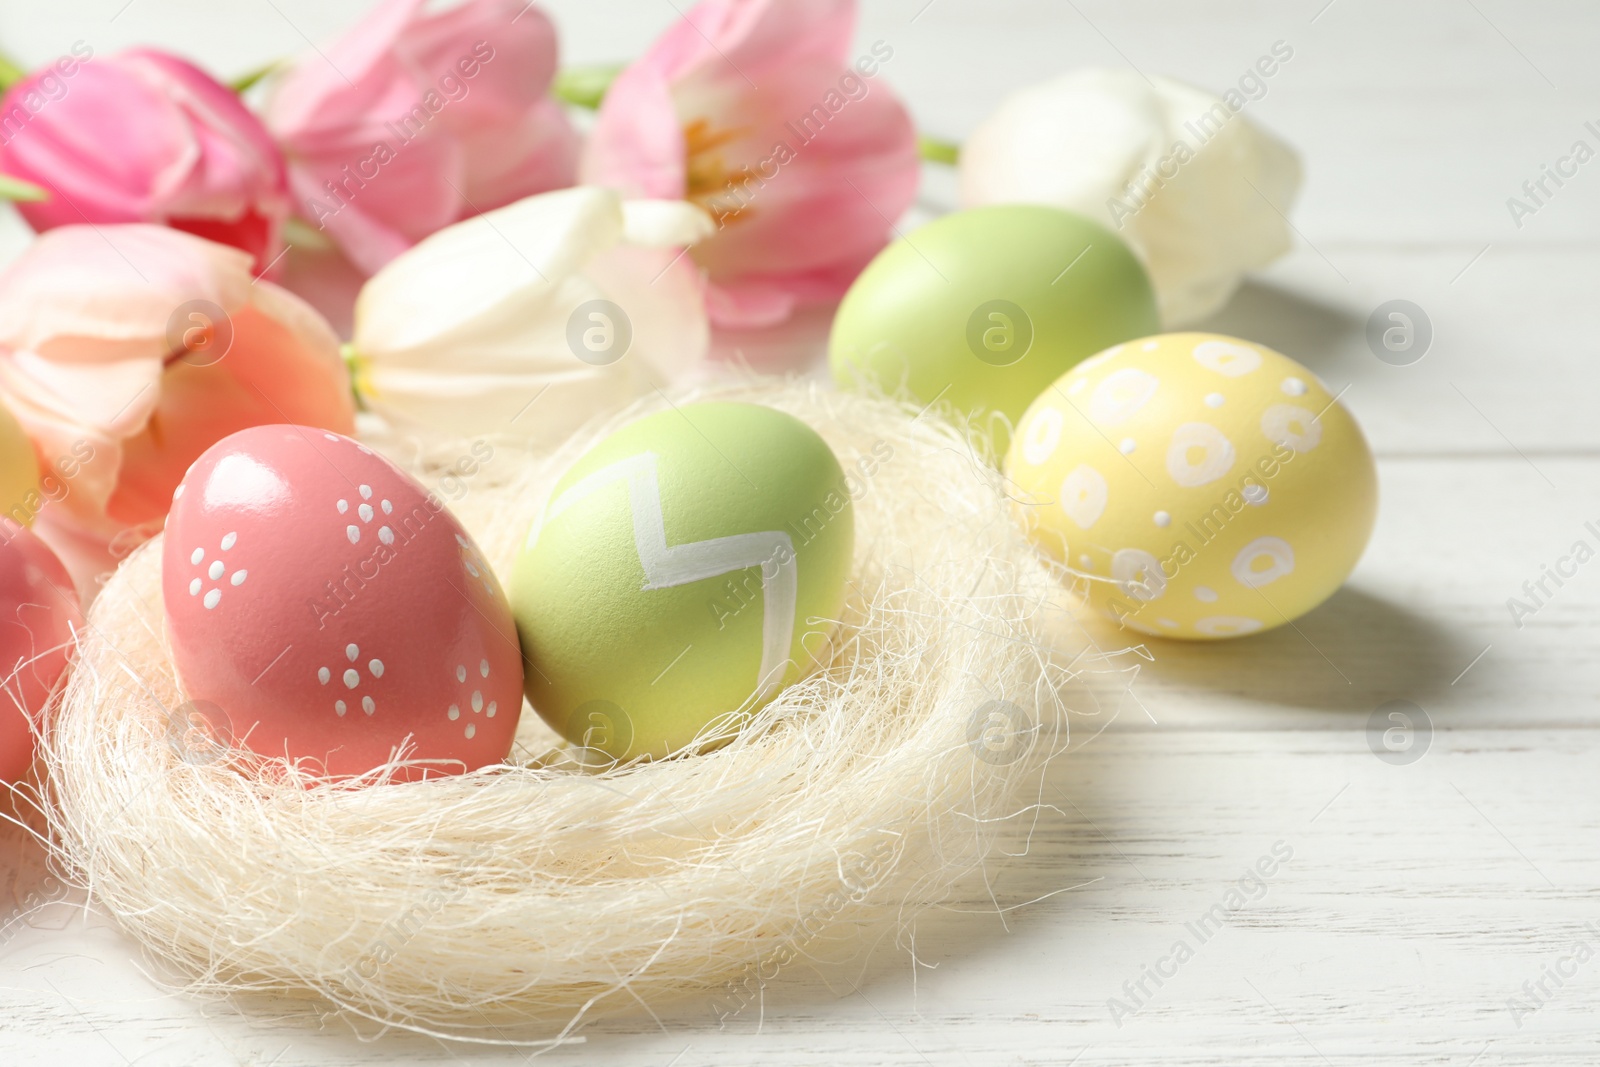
[583, 0, 919, 328]
[265, 0, 579, 276]
[0, 47, 291, 272]
[0, 225, 354, 591]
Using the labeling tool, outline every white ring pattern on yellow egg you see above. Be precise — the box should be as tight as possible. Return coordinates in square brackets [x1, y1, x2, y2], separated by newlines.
[1261, 404, 1323, 452]
[1166, 422, 1236, 487]
[1112, 547, 1166, 601]
[1022, 407, 1064, 465]
[1192, 340, 1262, 377]
[1059, 465, 1108, 529]
[1088, 368, 1160, 425]
[1231, 536, 1295, 588]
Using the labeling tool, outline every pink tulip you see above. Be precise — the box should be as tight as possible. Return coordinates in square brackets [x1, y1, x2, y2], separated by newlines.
[265, 0, 580, 276]
[0, 47, 291, 272]
[582, 0, 919, 329]
[0, 225, 355, 592]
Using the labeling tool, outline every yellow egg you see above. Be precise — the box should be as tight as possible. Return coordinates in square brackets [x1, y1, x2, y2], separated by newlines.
[1004, 332, 1377, 639]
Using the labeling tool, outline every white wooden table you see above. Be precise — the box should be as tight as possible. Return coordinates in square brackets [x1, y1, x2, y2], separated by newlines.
[2, 0, 1597, 1063]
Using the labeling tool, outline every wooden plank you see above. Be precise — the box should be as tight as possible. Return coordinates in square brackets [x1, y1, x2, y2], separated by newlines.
[3, 729, 1596, 1065]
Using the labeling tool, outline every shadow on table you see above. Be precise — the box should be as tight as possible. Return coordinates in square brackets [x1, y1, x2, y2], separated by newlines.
[1193, 279, 1365, 376]
[1078, 583, 1476, 718]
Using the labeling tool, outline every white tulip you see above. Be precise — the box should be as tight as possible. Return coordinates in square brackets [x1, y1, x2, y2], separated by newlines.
[349, 186, 714, 441]
[959, 68, 1303, 325]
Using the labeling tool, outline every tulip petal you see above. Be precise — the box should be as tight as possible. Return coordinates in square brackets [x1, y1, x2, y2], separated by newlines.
[0, 225, 253, 363]
[0, 224, 351, 558]
[353, 186, 626, 363]
[0, 50, 289, 268]
[583, 0, 919, 327]
[621, 199, 715, 247]
[266, 0, 577, 277]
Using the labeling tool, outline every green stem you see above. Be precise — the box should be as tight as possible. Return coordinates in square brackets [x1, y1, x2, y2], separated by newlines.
[0, 174, 46, 202]
[230, 60, 283, 93]
[0, 50, 26, 92]
[553, 62, 625, 110]
[341, 343, 368, 413]
[918, 135, 960, 166]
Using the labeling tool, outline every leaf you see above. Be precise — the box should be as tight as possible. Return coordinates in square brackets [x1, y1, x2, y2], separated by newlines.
[0, 174, 47, 202]
[553, 63, 625, 110]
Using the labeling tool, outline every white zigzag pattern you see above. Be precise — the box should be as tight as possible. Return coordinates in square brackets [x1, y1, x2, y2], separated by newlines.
[529, 452, 798, 698]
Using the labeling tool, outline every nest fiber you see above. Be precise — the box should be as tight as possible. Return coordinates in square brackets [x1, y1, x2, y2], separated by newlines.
[43, 380, 1082, 1041]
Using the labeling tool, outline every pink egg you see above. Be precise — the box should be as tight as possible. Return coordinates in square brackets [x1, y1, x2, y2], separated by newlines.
[0, 521, 82, 786]
[161, 426, 523, 780]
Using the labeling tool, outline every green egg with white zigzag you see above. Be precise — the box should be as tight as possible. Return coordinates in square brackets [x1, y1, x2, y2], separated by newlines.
[512, 402, 856, 761]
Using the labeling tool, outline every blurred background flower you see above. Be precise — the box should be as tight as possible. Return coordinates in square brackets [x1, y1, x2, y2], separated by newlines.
[0, 224, 353, 593]
[264, 0, 579, 282]
[959, 68, 1302, 326]
[582, 0, 919, 329]
[348, 185, 711, 443]
[0, 47, 290, 272]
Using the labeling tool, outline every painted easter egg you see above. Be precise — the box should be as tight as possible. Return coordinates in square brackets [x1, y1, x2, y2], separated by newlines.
[161, 426, 523, 778]
[0, 522, 81, 785]
[829, 204, 1159, 455]
[512, 402, 854, 761]
[1004, 333, 1377, 639]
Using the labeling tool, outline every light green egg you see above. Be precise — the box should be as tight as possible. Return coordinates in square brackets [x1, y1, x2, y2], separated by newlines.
[512, 402, 855, 761]
[829, 204, 1160, 456]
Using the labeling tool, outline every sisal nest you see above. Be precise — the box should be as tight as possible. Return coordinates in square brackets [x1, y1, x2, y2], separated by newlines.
[41, 379, 1107, 1044]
